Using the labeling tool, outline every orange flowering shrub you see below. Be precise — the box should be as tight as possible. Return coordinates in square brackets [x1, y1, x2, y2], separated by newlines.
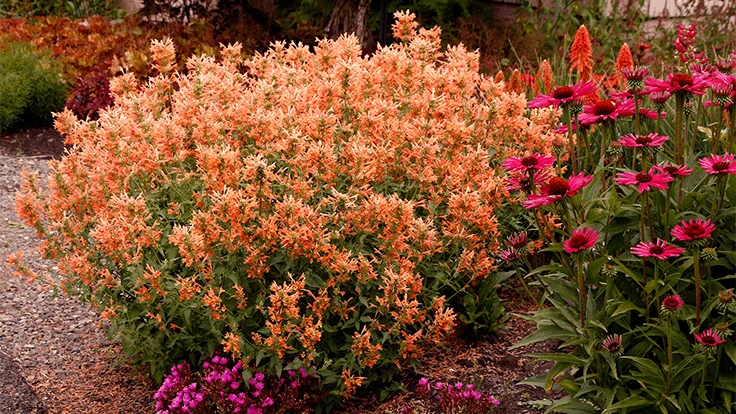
[15, 11, 558, 401]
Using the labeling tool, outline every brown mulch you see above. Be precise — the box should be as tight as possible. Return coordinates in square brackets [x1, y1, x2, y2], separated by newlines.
[1, 126, 561, 414]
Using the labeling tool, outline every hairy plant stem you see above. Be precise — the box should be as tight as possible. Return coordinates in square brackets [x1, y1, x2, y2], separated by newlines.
[729, 106, 736, 151]
[697, 356, 708, 413]
[633, 89, 641, 136]
[564, 106, 576, 173]
[714, 105, 724, 153]
[711, 346, 723, 402]
[514, 262, 539, 308]
[675, 94, 685, 164]
[694, 249, 702, 326]
[576, 254, 586, 328]
[664, 314, 674, 397]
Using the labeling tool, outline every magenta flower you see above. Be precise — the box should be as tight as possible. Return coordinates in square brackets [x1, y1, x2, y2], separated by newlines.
[662, 295, 684, 312]
[654, 162, 694, 178]
[507, 232, 529, 249]
[650, 91, 672, 105]
[645, 73, 708, 96]
[695, 328, 726, 347]
[563, 227, 599, 254]
[602, 334, 623, 354]
[504, 169, 551, 192]
[614, 167, 674, 192]
[699, 154, 736, 175]
[502, 153, 555, 173]
[671, 218, 716, 241]
[528, 81, 598, 109]
[618, 133, 669, 148]
[499, 248, 521, 262]
[578, 98, 635, 125]
[522, 172, 594, 209]
[631, 239, 686, 259]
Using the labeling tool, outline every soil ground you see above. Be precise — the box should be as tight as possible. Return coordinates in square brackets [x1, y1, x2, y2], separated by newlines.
[0, 126, 560, 414]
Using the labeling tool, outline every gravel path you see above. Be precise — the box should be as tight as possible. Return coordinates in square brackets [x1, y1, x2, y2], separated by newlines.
[0, 150, 156, 413]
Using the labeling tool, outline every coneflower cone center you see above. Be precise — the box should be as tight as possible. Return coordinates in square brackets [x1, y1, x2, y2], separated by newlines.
[568, 235, 588, 249]
[649, 245, 664, 254]
[552, 86, 575, 100]
[635, 136, 653, 145]
[546, 177, 570, 196]
[635, 172, 653, 183]
[684, 224, 705, 237]
[712, 161, 730, 171]
[521, 156, 539, 167]
[593, 100, 616, 116]
[664, 166, 678, 174]
[663, 297, 679, 310]
[671, 73, 694, 87]
[701, 335, 717, 346]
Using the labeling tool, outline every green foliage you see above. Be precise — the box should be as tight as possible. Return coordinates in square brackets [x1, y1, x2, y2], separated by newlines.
[0, 42, 67, 131]
[0, 0, 123, 18]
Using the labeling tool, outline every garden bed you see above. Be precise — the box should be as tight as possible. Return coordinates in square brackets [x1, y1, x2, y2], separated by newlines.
[1, 127, 555, 413]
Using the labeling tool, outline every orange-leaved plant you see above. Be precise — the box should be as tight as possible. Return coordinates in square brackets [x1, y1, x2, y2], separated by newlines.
[13, 11, 558, 405]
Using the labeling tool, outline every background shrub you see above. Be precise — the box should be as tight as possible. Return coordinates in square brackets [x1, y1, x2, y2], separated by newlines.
[0, 42, 67, 131]
[15, 13, 557, 408]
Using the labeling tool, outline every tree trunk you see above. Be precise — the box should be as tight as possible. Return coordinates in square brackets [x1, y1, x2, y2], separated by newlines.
[325, 0, 372, 48]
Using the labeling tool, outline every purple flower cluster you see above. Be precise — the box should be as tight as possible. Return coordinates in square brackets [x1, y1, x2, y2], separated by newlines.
[416, 378, 500, 413]
[153, 362, 205, 413]
[154, 355, 323, 414]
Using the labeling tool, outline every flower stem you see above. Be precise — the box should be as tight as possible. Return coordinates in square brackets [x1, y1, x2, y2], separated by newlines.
[514, 263, 539, 308]
[576, 254, 586, 328]
[694, 249, 702, 326]
[675, 94, 685, 164]
[633, 89, 641, 136]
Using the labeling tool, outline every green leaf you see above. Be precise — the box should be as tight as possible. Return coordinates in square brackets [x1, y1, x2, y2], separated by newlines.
[546, 396, 598, 413]
[611, 301, 643, 317]
[601, 394, 652, 413]
[510, 325, 574, 349]
[724, 339, 736, 366]
[529, 353, 587, 365]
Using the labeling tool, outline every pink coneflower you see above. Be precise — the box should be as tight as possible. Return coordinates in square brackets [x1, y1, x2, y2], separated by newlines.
[499, 248, 522, 262]
[522, 172, 594, 209]
[504, 170, 551, 192]
[621, 66, 649, 86]
[662, 295, 684, 312]
[507, 232, 529, 249]
[578, 98, 636, 125]
[654, 162, 694, 178]
[502, 153, 556, 173]
[618, 133, 669, 148]
[528, 81, 598, 109]
[563, 227, 598, 254]
[614, 167, 673, 192]
[695, 328, 726, 347]
[671, 218, 716, 241]
[602, 334, 623, 354]
[631, 239, 686, 259]
[645, 73, 708, 96]
[650, 91, 672, 105]
[699, 154, 736, 175]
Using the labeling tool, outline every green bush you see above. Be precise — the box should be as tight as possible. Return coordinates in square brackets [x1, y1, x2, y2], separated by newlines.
[0, 43, 68, 131]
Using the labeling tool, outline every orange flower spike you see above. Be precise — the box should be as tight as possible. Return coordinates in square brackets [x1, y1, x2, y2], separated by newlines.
[508, 69, 523, 94]
[537, 59, 554, 94]
[494, 70, 505, 83]
[615, 43, 634, 86]
[570, 25, 593, 82]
